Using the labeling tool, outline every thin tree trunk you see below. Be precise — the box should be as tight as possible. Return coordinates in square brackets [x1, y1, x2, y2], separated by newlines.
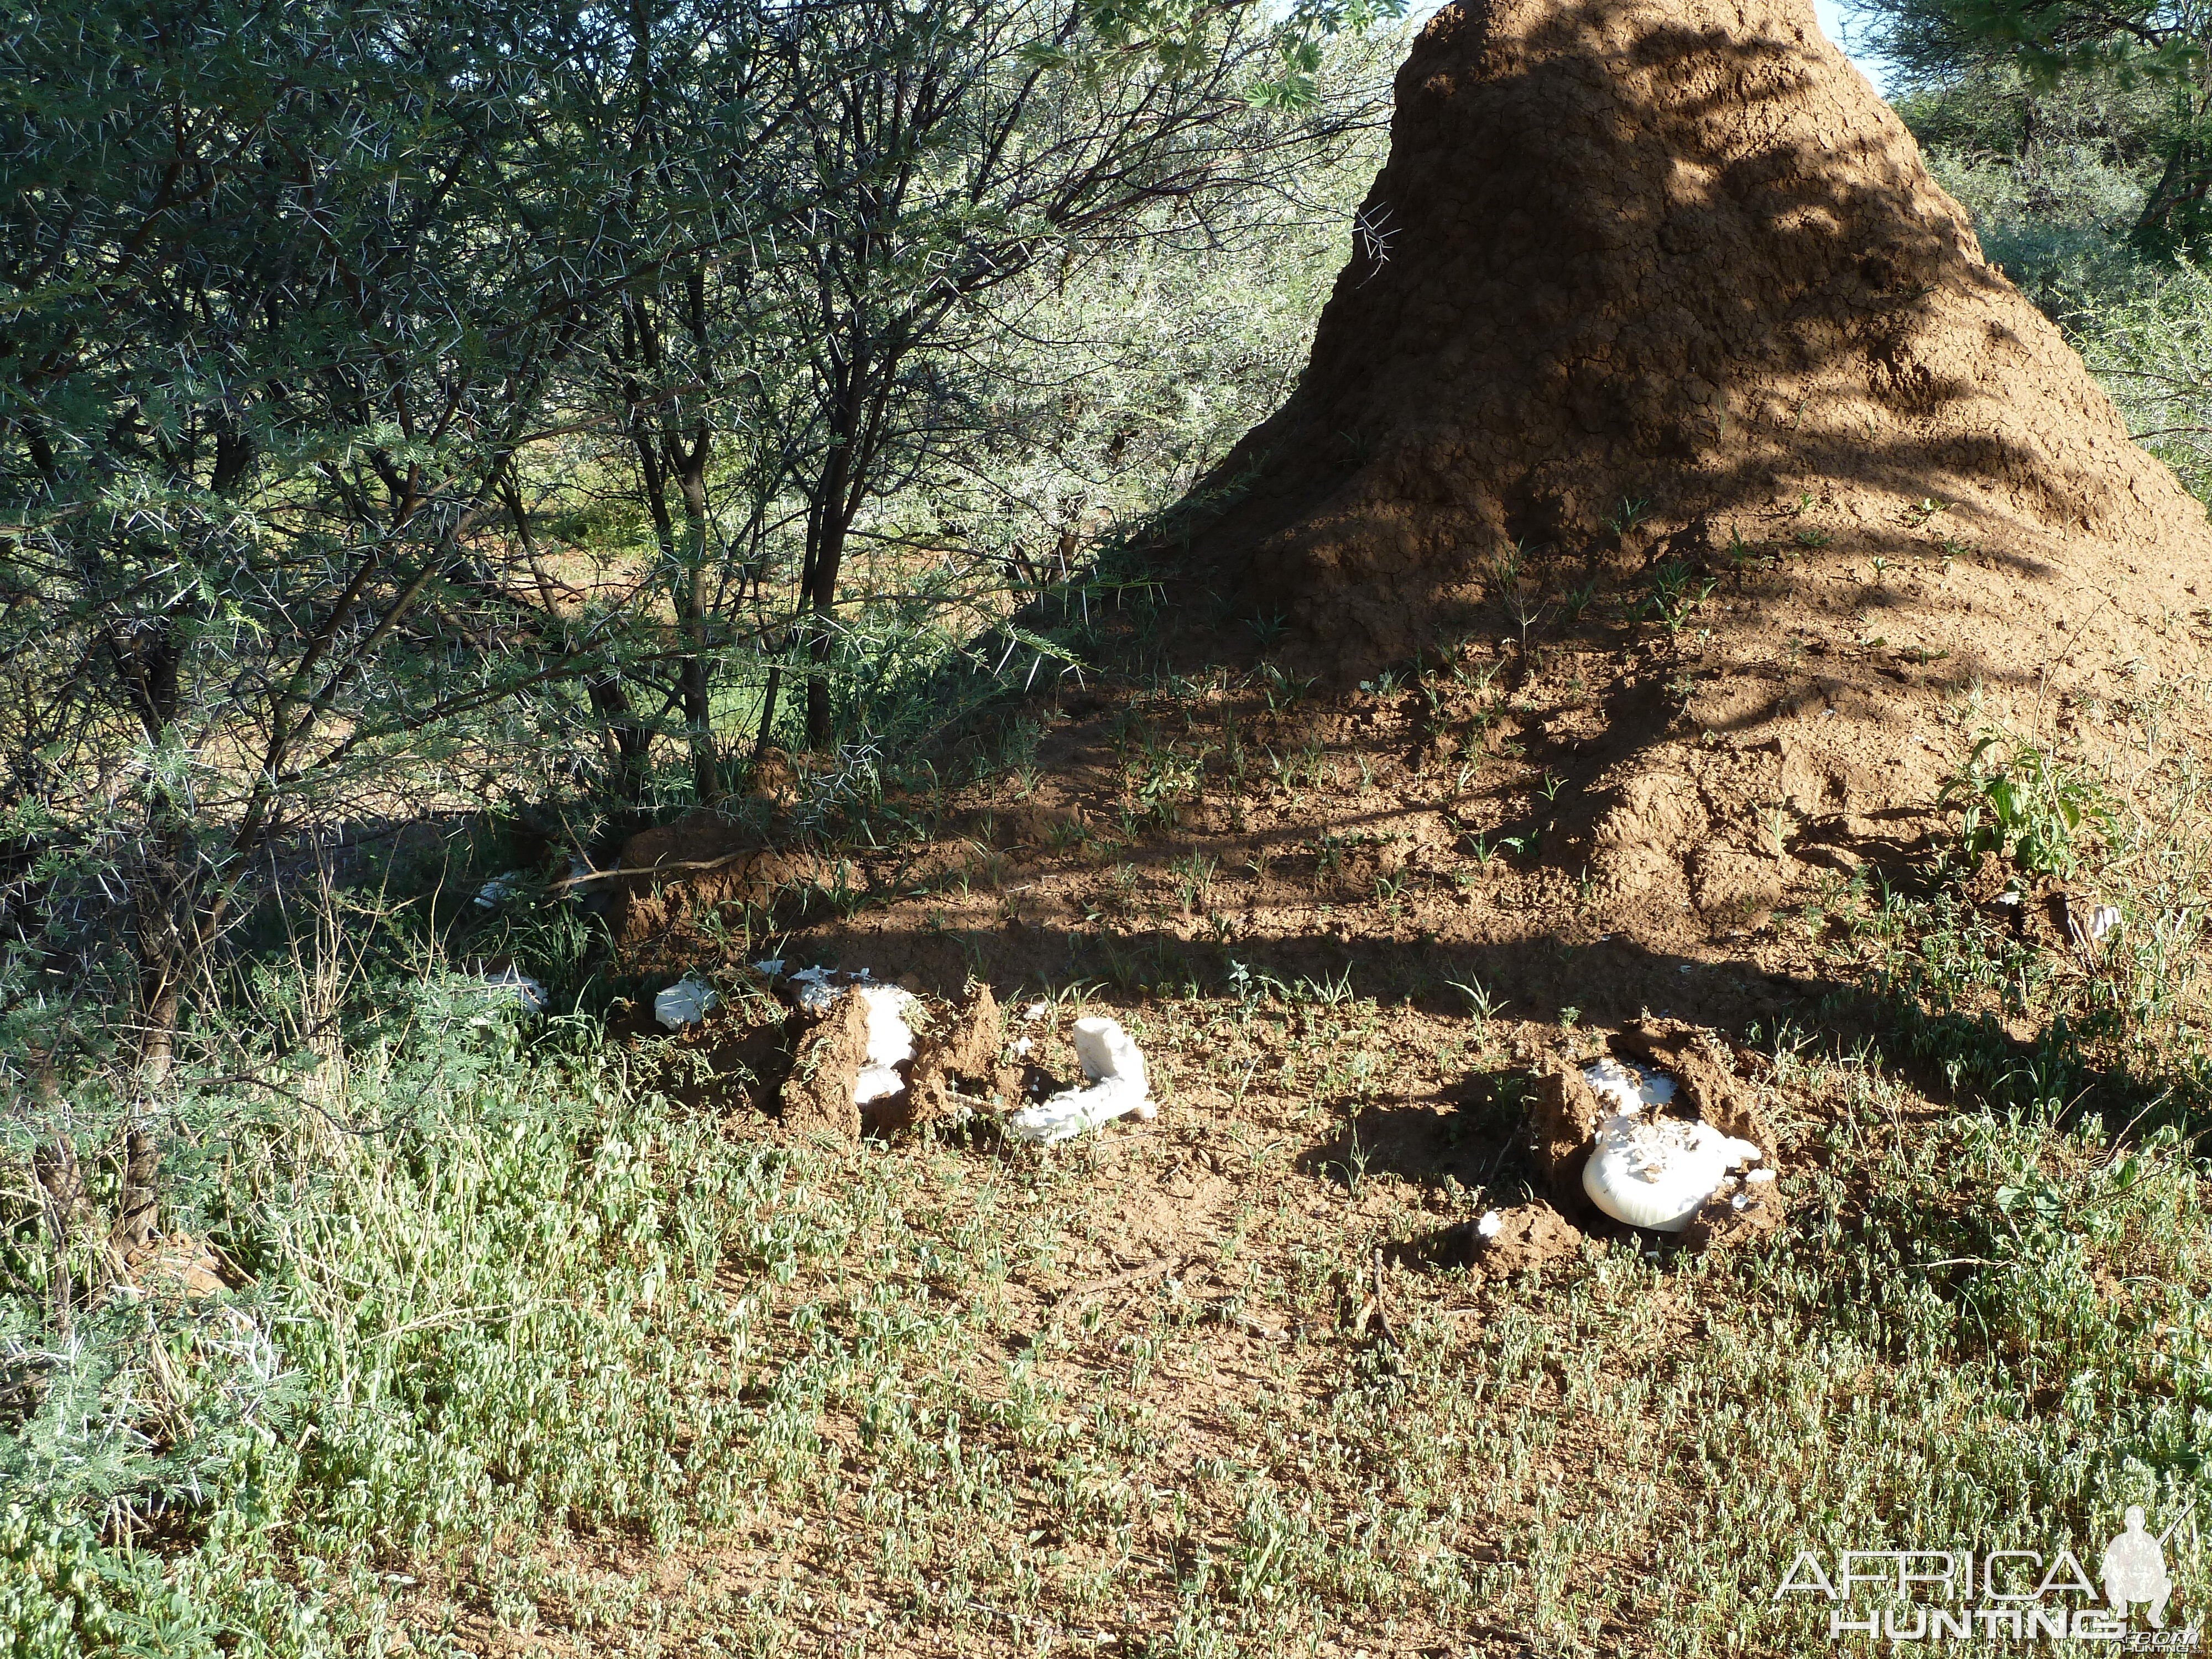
[502, 465, 654, 813]
[112, 431, 257, 1255]
[113, 615, 190, 1255]
[587, 672, 654, 813]
[801, 398, 863, 751]
[33, 1101, 80, 1341]
[677, 455, 720, 801]
[750, 664, 783, 774]
[120, 842, 189, 1253]
[804, 513, 848, 749]
[2133, 87, 2212, 252]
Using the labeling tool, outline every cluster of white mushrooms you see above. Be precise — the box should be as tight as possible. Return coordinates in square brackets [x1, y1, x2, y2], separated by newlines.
[661, 963, 1156, 1137]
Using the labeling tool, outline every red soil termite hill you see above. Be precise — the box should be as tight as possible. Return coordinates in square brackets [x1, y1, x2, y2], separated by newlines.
[620, 0, 2212, 997]
[1174, 0, 2212, 911]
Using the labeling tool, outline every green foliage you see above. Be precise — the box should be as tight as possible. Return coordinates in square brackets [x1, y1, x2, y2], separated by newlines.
[1898, 72, 2212, 513]
[1641, 557, 1715, 631]
[1939, 732, 2112, 876]
[1867, 0, 2212, 252]
[2065, 255, 2212, 499]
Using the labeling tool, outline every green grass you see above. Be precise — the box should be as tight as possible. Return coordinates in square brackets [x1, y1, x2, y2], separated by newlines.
[11, 891, 2212, 1654]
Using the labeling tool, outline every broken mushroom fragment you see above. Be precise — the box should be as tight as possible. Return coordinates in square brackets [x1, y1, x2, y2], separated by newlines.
[787, 964, 843, 1013]
[474, 870, 526, 910]
[1581, 1056, 1675, 1113]
[1005, 1078, 1152, 1145]
[654, 974, 718, 1030]
[851, 983, 919, 1104]
[480, 966, 546, 1015]
[1006, 1016, 1156, 1145]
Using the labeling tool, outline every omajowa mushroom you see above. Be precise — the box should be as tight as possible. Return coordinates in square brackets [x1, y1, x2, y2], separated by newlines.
[851, 983, 919, 1105]
[768, 965, 922, 1105]
[479, 966, 546, 1015]
[474, 870, 526, 910]
[654, 974, 719, 1030]
[1578, 1059, 1762, 1233]
[1006, 1017, 1157, 1145]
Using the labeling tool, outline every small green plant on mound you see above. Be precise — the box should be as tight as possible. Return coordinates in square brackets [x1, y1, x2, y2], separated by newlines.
[1939, 731, 2114, 878]
[1640, 557, 1715, 633]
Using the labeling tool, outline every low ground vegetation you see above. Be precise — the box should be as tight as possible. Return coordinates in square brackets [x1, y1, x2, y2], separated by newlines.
[12, 604, 2212, 1653]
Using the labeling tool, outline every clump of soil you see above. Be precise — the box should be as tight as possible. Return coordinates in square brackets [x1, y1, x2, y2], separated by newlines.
[773, 979, 1018, 1139]
[1464, 1200, 1583, 1278]
[606, 806, 825, 964]
[1529, 1060, 1610, 1217]
[891, 982, 1015, 1133]
[779, 990, 869, 1141]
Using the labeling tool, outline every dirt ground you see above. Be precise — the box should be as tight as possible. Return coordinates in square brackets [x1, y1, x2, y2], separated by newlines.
[399, 987, 1856, 1656]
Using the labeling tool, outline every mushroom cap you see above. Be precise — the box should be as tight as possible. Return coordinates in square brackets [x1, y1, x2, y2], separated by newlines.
[1583, 1112, 1761, 1233]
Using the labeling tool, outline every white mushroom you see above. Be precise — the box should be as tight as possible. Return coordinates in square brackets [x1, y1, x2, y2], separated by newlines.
[1072, 1016, 1147, 1093]
[474, 870, 526, 910]
[1006, 1016, 1156, 1145]
[1582, 1110, 1764, 1233]
[787, 964, 842, 1013]
[851, 983, 918, 1104]
[481, 966, 546, 1015]
[654, 974, 718, 1030]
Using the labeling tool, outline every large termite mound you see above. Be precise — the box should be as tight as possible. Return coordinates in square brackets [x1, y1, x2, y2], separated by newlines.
[618, 0, 2212, 1008]
[1194, 0, 2212, 832]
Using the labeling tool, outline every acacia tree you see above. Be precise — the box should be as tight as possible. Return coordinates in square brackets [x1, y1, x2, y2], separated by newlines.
[533, 0, 1394, 788]
[0, 0, 800, 1242]
[1851, 0, 2212, 247]
[746, 0, 1387, 747]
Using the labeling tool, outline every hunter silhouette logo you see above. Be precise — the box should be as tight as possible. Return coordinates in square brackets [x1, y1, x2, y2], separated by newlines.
[2104, 1506, 2180, 1630]
[1776, 1501, 2201, 1645]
